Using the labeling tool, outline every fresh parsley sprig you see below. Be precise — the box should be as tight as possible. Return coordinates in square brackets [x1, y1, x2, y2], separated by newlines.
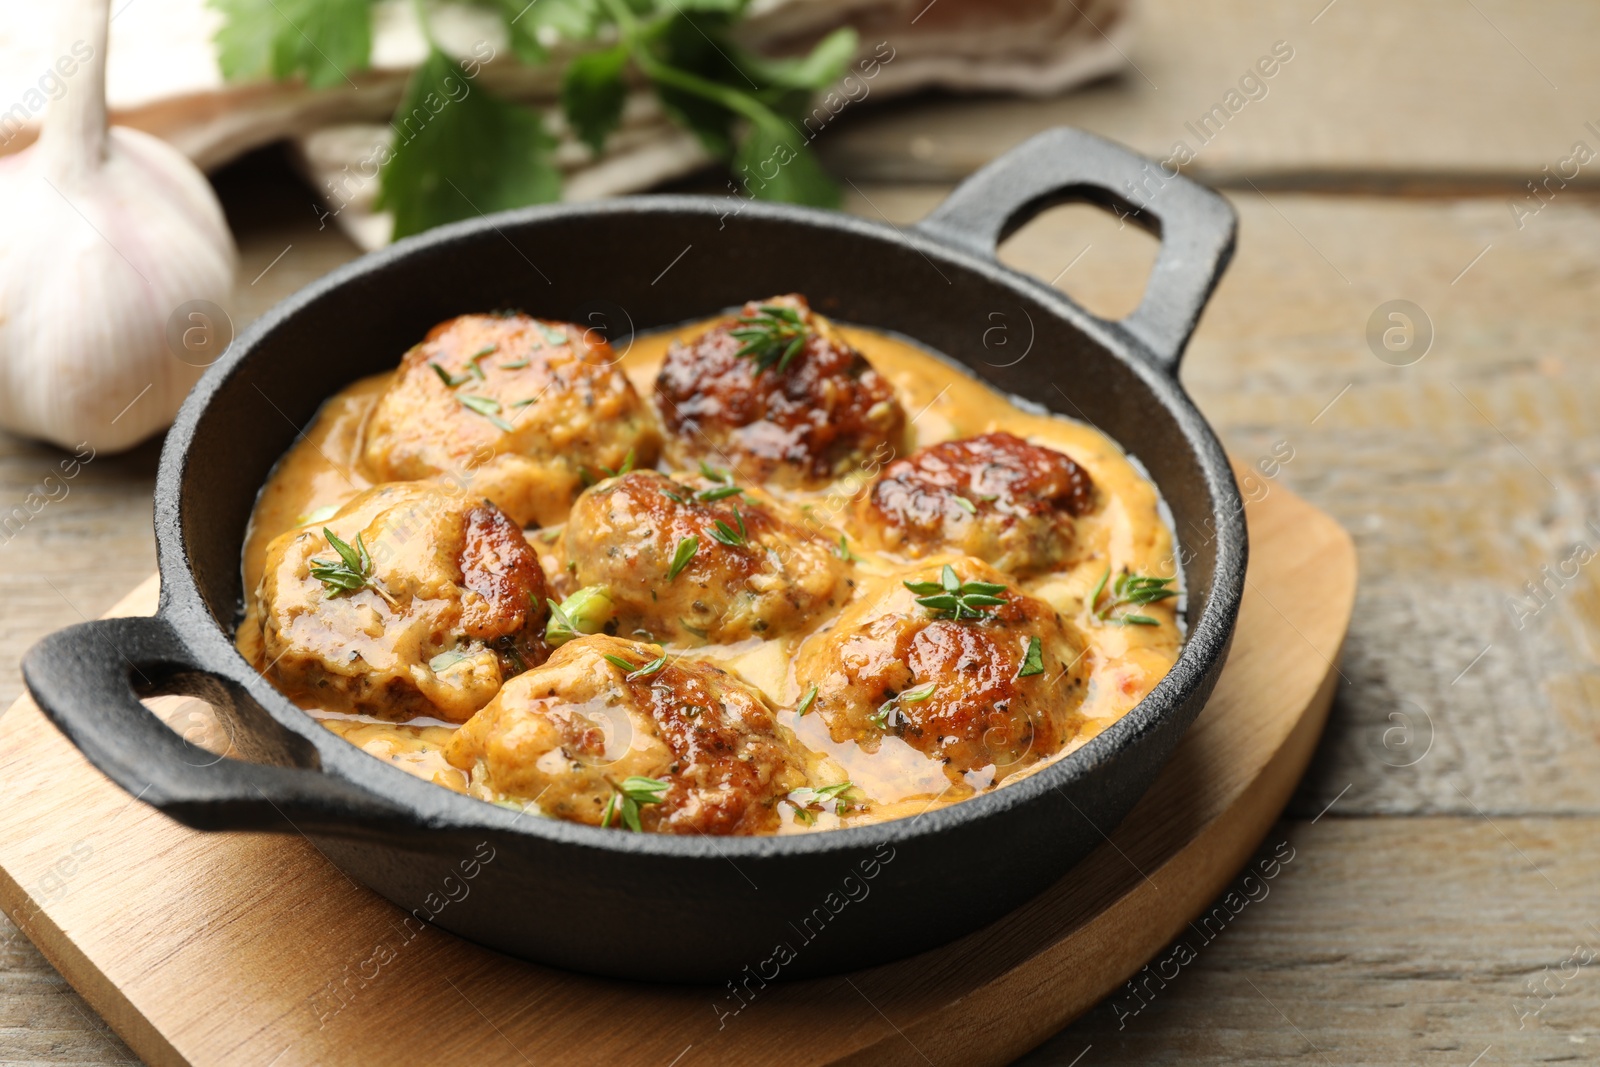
[1089, 568, 1178, 627]
[729, 304, 811, 372]
[600, 775, 671, 831]
[209, 0, 856, 238]
[903, 564, 1008, 621]
[309, 527, 398, 607]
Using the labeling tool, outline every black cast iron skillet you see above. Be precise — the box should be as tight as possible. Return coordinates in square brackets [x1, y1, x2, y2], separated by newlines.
[24, 128, 1243, 982]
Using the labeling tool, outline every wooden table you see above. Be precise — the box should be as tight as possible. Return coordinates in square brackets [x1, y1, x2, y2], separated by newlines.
[3, 1, 1597, 1062]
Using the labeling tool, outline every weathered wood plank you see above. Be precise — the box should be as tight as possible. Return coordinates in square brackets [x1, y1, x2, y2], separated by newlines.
[823, 0, 1600, 188]
[1022, 816, 1600, 1065]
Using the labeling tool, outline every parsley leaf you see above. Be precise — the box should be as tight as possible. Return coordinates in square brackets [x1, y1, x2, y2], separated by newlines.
[562, 43, 630, 153]
[210, 0, 372, 90]
[376, 47, 560, 240]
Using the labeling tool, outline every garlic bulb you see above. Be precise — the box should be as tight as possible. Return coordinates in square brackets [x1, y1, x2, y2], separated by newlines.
[0, 0, 237, 453]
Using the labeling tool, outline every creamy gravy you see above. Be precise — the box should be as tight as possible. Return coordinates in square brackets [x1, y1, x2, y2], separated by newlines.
[238, 318, 1182, 831]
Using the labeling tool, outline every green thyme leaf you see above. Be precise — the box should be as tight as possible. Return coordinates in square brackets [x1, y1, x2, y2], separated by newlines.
[458, 394, 515, 433]
[696, 484, 744, 502]
[903, 567, 1009, 621]
[500, 359, 530, 370]
[668, 535, 699, 580]
[813, 780, 853, 801]
[599, 448, 636, 479]
[952, 494, 978, 515]
[603, 653, 638, 672]
[1090, 568, 1177, 626]
[626, 653, 668, 680]
[308, 528, 395, 606]
[1018, 635, 1044, 678]
[697, 460, 731, 484]
[603, 774, 671, 832]
[836, 535, 859, 562]
[795, 685, 818, 716]
[708, 505, 748, 547]
[729, 303, 811, 372]
[431, 361, 471, 388]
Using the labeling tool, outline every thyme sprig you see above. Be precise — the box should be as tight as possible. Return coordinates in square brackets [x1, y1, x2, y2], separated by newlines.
[309, 528, 398, 607]
[871, 682, 936, 729]
[903, 564, 1007, 621]
[1089, 568, 1178, 627]
[708, 505, 748, 547]
[730, 304, 811, 372]
[600, 775, 671, 831]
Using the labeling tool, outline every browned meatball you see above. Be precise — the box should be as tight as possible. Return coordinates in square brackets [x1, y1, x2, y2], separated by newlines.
[794, 558, 1089, 779]
[445, 635, 808, 834]
[860, 432, 1096, 576]
[653, 294, 905, 488]
[561, 470, 848, 645]
[255, 482, 548, 723]
[362, 313, 660, 527]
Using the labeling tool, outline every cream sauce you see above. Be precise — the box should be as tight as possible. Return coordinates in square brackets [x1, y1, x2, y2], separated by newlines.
[238, 317, 1182, 832]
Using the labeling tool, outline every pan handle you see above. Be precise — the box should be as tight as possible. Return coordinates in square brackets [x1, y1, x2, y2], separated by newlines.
[914, 127, 1237, 374]
[23, 615, 408, 835]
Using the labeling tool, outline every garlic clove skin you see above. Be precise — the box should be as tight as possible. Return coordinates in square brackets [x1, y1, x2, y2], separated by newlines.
[0, 0, 238, 454]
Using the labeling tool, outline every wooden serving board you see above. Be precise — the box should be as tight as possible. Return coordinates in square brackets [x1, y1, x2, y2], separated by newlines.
[0, 473, 1354, 1067]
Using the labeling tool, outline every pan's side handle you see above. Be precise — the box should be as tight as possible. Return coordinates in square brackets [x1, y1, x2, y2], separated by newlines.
[23, 616, 407, 834]
[914, 127, 1237, 374]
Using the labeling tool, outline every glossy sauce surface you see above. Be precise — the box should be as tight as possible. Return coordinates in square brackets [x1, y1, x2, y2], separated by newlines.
[237, 317, 1182, 832]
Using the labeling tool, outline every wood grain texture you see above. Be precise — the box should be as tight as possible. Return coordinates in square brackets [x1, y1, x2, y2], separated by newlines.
[822, 0, 1599, 188]
[0, 475, 1352, 1067]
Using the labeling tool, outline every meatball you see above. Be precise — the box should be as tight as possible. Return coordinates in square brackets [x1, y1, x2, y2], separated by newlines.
[561, 469, 849, 645]
[362, 313, 660, 527]
[793, 558, 1089, 779]
[255, 482, 549, 723]
[653, 294, 905, 488]
[445, 635, 808, 834]
[860, 432, 1095, 576]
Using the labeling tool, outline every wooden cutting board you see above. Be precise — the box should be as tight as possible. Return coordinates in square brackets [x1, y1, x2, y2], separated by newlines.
[0, 472, 1354, 1067]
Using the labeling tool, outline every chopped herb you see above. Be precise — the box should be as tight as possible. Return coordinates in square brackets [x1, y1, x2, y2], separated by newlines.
[459, 394, 514, 432]
[697, 460, 731, 484]
[836, 535, 860, 562]
[467, 345, 498, 379]
[795, 685, 818, 716]
[599, 448, 636, 479]
[500, 359, 530, 370]
[603, 653, 638, 672]
[813, 781, 854, 801]
[695, 484, 744, 502]
[1017, 635, 1045, 677]
[430, 361, 471, 388]
[871, 683, 936, 729]
[660, 486, 687, 505]
[512, 396, 540, 408]
[952, 494, 978, 515]
[792, 806, 816, 826]
[545, 585, 613, 645]
[903, 564, 1008, 621]
[787, 781, 855, 818]
[429, 649, 472, 672]
[627, 653, 668, 680]
[667, 535, 699, 580]
[600, 775, 670, 831]
[708, 506, 748, 547]
[308, 528, 397, 606]
[1090, 568, 1177, 626]
[536, 322, 568, 345]
[730, 304, 810, 372]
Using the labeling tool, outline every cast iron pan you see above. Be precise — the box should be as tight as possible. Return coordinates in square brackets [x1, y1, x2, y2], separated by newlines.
[23, 128, 1243, 982]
